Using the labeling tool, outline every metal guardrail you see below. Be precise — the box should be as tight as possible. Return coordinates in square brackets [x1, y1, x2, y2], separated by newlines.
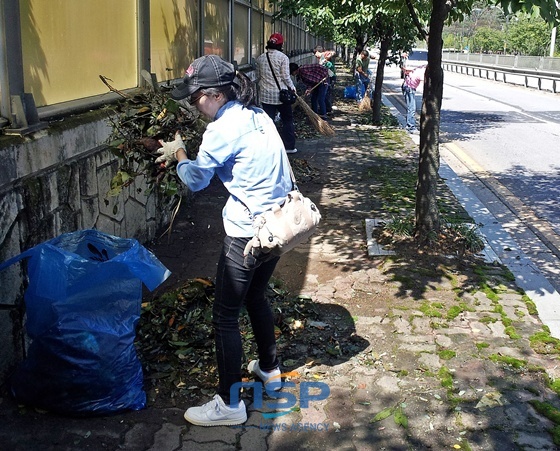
[442, 52, 560, 93]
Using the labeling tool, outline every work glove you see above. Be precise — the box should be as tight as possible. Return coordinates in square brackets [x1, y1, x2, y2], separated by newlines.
[155, 131, 185, 167]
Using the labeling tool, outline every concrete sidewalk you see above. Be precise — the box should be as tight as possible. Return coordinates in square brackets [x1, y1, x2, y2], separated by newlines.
[1, 95, 560, 451]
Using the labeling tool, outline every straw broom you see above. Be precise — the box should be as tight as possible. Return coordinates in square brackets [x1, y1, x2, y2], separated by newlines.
[358, 83, 372, 112]
[295, 77, 335, 137]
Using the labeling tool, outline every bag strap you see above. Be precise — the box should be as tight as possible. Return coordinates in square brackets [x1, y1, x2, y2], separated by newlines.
[285, 155, 298, 190]
[266, 52, 282, 90]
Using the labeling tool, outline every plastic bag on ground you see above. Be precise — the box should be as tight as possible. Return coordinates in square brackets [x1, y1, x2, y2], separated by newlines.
[0, 229, 171, 415]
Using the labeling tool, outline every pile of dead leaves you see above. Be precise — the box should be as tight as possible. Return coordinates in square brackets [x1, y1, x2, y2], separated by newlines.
[136, 275, 370, 407]
[135, 277, 335, 407]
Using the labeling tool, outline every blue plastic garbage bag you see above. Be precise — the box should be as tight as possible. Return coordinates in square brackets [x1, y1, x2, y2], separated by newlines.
[0, 229, 171, 415]
[344, 85, 357, 99]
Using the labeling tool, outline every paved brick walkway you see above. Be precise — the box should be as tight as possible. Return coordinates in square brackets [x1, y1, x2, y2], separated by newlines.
[1, 103, 560, 451]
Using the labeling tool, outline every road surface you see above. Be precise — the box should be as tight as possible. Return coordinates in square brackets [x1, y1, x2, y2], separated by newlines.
[379, 62, 560, 297]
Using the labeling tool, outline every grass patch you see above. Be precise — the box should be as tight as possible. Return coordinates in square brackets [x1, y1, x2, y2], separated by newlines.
[522, 294, 538, 315]
[447, 302, 475, 320]
[476, 342, 490, 350]
[502, 269, 516, 282]
[420, 301, 444, 318]
[488, 354, 527, 369]
[479, 316, 497, 324]
[529, 329, 560, 355]
[480, 283, 500, 302]
[438, 366, 454, 388]
[504, 326, 521, 339]
[547, 378, 560, 396]
[529, 400, 560, 446]
[529, 400, 560, 423]
[438, 350, 457, 360]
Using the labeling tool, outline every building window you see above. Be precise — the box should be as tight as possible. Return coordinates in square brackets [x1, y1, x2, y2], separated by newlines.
[251, 10, 264, 61]
[20, 0, 137, 107]
[234, 3, 249, 66]
[150, 0, 199, 83]
[204, 0, 229, 57]
[1, 0, 315, 122]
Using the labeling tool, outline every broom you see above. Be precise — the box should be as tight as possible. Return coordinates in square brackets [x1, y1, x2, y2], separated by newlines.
[295, 77, 335, 137]
[358, 82, 372, 112]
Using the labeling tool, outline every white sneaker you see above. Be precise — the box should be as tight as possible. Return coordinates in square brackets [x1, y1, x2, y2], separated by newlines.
[248, 360, 282, 391]
[184, 394, 247, 426]
[285, 148, 298, 154]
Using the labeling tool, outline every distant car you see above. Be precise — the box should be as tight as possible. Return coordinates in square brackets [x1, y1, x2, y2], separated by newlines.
[400, 48, 428, 78]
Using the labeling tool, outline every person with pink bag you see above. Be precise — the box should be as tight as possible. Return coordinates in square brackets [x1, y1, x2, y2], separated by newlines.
[402, 64, 426, 133]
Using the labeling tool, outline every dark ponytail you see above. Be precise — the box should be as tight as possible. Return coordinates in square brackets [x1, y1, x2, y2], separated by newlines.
[232, 71, 257, 107]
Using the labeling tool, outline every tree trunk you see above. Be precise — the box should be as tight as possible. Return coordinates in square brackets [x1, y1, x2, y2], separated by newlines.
[372, 38, 391, 124]
[414, 0, 447, 244]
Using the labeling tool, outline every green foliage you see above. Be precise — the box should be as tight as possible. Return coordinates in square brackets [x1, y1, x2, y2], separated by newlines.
[385, 216, 415, 237]
[472, 26, 506, 52]
[497, 0, 560, 26]
[444, 222, 485, 253]
[508, 16, 553, 55]
[371, 402, 408, 428]
[445, 5, 557, 55]
[103, 88, 206, 206]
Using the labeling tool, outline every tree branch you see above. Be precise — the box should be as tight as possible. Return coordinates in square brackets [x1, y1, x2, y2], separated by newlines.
[99, 75, 131, 99]
[404, 0, 429, 41]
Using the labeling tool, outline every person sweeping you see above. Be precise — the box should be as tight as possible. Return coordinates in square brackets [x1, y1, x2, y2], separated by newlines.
[289, 62, 329, 120]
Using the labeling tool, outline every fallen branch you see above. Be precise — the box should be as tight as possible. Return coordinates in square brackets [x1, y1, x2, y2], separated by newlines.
[99, 75, 131, 99]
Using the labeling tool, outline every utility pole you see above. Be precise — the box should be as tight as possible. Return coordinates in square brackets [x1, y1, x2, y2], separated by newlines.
[551, 2, 559, 57]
